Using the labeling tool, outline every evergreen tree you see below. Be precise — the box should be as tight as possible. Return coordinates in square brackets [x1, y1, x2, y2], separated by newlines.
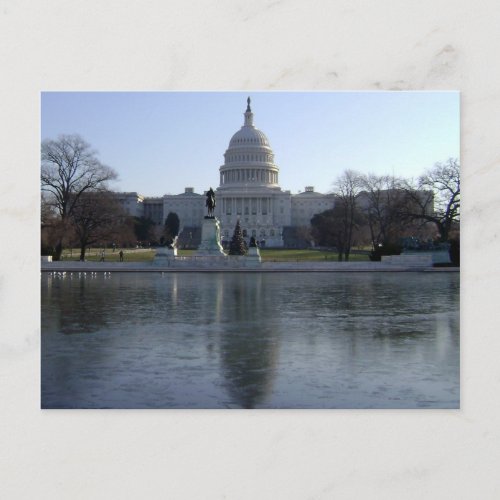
[164, 212, 180, 245]
[229, 220, 247, 255]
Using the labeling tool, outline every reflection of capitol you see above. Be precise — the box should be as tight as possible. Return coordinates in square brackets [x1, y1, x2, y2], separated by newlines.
[116, 98, 335, 248]
[167, 273, 281, 408]
[217, 274, 281, 408]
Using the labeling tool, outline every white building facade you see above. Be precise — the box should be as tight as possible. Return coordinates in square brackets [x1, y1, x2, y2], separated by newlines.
[115, 192, 144, 218]
[291, 186, 336, 227]
[162, 187, 204, 228]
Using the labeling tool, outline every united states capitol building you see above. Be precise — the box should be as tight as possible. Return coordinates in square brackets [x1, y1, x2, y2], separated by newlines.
[117, 98, 335, 247]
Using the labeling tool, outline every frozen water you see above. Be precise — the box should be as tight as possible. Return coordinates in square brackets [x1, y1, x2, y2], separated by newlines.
[41, 272, 459, 409]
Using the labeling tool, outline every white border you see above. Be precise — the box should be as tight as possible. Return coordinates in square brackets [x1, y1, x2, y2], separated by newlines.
[1, 1, 498, 498]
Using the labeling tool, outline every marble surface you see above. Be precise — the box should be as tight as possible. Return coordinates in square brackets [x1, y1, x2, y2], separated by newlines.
[1, 0, 500, 498]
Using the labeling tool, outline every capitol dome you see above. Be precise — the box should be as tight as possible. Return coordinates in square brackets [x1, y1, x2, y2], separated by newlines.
[226, 97, 272, 150]
[228, 127, 270, 148]
[219, 97, 279, 189]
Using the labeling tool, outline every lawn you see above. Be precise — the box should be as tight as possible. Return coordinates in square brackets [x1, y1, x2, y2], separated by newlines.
[60, 247, 369, 262]
[259, 249, 369, 262]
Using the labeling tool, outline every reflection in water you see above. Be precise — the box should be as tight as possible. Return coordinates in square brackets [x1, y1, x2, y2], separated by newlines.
[41, 272, 460, 409]
[218, 274, 280, 408]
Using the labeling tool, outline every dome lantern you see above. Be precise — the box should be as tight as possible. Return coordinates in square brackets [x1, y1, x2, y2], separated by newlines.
[227, 98, 271, 149]
[244, 96, 254, 127]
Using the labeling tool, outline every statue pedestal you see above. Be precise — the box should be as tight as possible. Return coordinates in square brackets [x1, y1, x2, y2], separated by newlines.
[153, 246, 177, 265]
[196, 217, 226, 256]
[246, 245, 261, 263]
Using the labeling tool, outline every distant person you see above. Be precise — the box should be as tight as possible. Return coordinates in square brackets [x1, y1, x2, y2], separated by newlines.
[100, 249, 105, 262]
[119, 250, 124, 262]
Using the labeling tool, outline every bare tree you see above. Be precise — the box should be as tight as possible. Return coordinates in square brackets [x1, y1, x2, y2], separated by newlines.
[113, 217, 138, 248]
[311, 205, 362, 261]
[331, 170, 364, 260]
[358, 174, 409, 247]
[69, 191, 125, 261]
[41, 134, 117, 259]
[402, 158, 460, 242]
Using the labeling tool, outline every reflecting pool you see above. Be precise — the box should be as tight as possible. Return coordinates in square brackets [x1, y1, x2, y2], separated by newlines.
[41, 272, 459, 409]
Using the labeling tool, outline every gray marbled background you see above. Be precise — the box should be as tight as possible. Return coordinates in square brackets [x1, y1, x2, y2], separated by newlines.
[1, 1, 499, 498]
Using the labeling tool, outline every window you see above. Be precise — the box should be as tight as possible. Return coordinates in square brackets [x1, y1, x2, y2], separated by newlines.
[261, 198, 268, 215]
[242, 229, 247, 237]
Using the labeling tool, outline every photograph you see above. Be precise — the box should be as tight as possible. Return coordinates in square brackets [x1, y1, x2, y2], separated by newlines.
[40, 91, 460, 409]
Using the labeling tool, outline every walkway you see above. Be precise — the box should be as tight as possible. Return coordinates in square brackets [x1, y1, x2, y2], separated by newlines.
[40, 260, 458, 273]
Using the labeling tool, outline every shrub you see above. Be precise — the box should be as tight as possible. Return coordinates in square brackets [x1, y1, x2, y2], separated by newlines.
[369, 243, 402, 262]
[41, 244, 55, 257]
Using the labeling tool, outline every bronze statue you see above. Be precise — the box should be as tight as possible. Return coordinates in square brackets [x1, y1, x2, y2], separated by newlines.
[206, 187, 216, 217]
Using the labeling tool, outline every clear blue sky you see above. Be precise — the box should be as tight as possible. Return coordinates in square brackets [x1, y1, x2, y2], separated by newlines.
[41, 91, 459, 196]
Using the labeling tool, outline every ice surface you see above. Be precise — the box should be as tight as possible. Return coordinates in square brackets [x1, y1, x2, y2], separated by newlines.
[41, 272, 459, 409]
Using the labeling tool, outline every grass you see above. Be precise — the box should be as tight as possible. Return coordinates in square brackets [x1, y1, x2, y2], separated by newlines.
[260, 249, 369, 262]
[60, 247, 370, 262]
